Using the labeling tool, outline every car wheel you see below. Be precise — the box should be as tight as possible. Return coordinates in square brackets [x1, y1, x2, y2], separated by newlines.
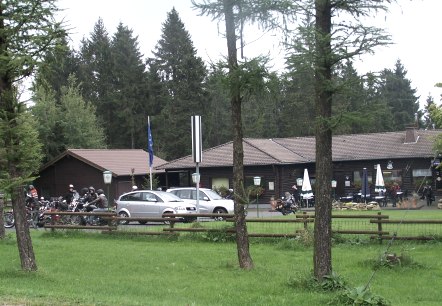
[118, 211, 130, 225]
[162, 212, 175, 225]
[213, 208, 228, 221]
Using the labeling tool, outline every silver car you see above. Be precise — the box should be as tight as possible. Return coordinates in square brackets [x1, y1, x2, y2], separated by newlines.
[166, 187, 234, 219]
[116, 190, 197, 225]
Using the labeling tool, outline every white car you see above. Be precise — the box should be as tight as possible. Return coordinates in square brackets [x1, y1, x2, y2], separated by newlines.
[116, 190, 197, 225]
[166, 187, 234, 219]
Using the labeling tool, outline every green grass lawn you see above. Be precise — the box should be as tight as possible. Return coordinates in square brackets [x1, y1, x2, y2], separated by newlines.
[1, 228, 442, 306]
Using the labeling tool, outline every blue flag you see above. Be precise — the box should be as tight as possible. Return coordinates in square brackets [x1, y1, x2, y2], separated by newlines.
[147, 121, 154, 167]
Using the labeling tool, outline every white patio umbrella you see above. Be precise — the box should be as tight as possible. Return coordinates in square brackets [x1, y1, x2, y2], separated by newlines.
[301, 168, 314, 207]
[375, 164, 386, 194]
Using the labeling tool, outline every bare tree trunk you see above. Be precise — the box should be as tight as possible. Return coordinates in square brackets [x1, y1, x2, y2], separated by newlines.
[313, 0, 332, 280]
[11, 185, 37, 271]
[224, 0, 253, 270]
[1, 83, 38, 271]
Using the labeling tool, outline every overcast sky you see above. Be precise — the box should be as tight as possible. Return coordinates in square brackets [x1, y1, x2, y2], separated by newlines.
[57, 0, 442, 109]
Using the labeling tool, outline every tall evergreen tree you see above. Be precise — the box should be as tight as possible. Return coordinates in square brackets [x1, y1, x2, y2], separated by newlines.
[78, 18, 115, 145]
[331, 60, 395, 134]
[58, 75, 106, 149]
[32, 75, 106, 161]
[423, 95, 435, 129]
[149, 8, 207, 160]
[33, 36, 80, 103]
[237, 0, 394, 279]
[284, 9, 316, 137]
[110, 23, 149, 148]
[248, 71, 284, 138]
[311, 0, 393, 280]
[31, 81, 62, 163]
[378, 59, 419, 130]
[0, 0, 64, 271]
[282, 64, 316, 137]
[203, 63, 232, 147]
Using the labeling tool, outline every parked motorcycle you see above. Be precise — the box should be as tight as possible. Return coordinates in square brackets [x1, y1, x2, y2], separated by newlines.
[3, 211, 14, 228]
[275, 193, 298, 215]
[3, 198, 44, 229]
[69, 197, 114, 226]
[36, 198, 61, 227]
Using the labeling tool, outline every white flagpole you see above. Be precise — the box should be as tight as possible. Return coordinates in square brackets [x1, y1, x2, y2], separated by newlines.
[148, 116, 153, 190]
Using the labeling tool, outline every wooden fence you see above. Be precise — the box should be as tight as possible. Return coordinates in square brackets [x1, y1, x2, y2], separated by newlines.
[41, 211, 442, 241]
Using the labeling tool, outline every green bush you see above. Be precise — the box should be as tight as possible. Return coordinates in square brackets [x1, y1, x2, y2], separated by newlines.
[330, 286, 390, 305]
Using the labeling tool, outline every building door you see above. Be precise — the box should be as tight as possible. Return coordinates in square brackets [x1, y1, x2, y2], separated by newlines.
[333, 171, 346, 198]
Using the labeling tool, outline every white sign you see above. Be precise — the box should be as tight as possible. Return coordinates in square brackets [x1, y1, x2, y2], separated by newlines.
[191, 116, 202, 163]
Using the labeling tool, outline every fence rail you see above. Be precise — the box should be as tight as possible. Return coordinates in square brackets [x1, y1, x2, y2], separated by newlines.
[40, 211, 442, 241]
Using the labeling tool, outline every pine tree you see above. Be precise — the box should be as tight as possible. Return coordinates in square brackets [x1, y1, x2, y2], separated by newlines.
[32, 75, 106, 160]
[423, 95, 435, 129]
[78, 18, 115, 145]
[0, 0, 64, 271]
[203, 63, 232, 148]
[109, 23, 149, 149]
[58, 75, 107, 149]
[33, 36, 80, 103]
[149, 8, 207, 160]
[332, 60, 385, 134]
[31, 82, 62, 163]
[379, 60, 419, 130]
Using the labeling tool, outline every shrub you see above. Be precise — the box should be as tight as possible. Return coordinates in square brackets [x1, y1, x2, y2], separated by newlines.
[295, 228, 314, 247]
[200, 225, 235, 243]
[372, 247, 424, 270]
[330, 286, 390, 305]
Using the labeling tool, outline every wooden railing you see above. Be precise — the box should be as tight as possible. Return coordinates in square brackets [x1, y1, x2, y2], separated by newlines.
[41, 211, 442, 241]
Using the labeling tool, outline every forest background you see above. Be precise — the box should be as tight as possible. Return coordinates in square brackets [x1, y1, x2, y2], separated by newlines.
[29, 3, 441, 165]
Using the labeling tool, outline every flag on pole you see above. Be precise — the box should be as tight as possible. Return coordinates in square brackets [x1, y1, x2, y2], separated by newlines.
[147, 118, 154, 167]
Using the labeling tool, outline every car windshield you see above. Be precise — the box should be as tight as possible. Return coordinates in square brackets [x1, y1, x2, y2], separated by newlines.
[205, 189, 222, 200]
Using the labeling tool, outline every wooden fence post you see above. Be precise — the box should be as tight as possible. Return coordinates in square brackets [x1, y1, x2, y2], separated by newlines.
[303, 211, 309, 230]
[377, 211, 383, 244]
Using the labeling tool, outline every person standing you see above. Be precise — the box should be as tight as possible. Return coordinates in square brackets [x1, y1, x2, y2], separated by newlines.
[26, 185, 39, 208]
[292, 185, 300, 204]
[390, 183, 400, 207]
[64, 184, 77, 205]
[423, 183, 434, 206]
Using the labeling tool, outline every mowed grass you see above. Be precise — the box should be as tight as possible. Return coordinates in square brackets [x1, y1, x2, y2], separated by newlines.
[1, 226, 442, 306]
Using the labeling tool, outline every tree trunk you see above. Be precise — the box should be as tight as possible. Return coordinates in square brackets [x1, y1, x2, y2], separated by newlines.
[1, 79, 38, 272]
[313, 0, 332, 280]
[11, 185, 37, 271]
[224, 0, 253, 270]
[0, 196, 5, 239]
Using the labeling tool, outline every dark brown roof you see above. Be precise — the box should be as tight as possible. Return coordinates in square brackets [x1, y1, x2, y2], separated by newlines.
[41, 149, 167, 176]
[159, 129, 441, 169]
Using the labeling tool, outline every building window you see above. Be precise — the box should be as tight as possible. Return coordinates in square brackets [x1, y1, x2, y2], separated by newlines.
[383, 170, 402, 184]
[212, 177, 229, 190]
[412, 169, 432, 177]
[412, 168, 432, 190]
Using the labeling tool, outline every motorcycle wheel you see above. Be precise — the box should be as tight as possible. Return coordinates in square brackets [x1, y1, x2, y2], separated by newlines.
[3, 212, 15, 228]
[70, 215, 83, 225]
